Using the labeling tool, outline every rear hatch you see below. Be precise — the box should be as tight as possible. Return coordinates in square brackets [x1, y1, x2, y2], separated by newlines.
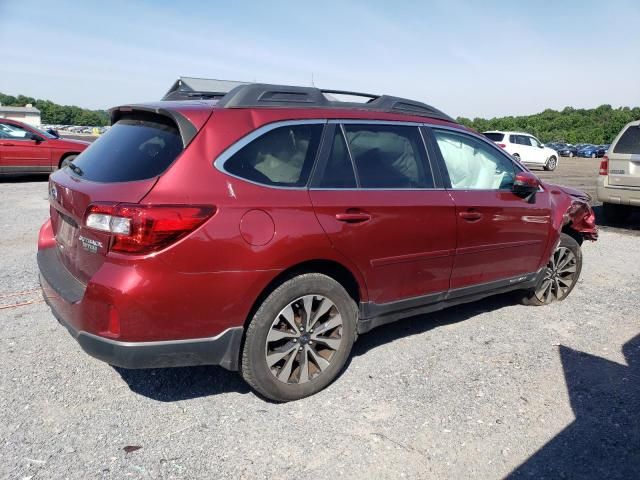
[48, 107, 209, 284]
[608, 122, 640, 187]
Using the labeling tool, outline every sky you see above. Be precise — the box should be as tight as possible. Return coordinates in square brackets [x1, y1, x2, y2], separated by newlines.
[0, 0, 639, 118]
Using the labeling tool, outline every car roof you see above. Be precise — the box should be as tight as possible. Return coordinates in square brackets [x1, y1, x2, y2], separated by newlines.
[136, 83, 456, 124]
[484, 130, 537, 136]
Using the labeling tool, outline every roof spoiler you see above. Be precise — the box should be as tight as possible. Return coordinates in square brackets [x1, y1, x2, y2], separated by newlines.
[109, 105, 198, 146]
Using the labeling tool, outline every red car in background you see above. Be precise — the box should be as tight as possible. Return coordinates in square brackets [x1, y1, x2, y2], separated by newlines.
[37, 84, 598, 401]
[0, 118, 89, 174]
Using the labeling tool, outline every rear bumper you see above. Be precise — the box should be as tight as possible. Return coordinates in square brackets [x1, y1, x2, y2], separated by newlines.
[40, 270, 243, 370]
[43, 290, 243, 370]
[37, 245, 246, 370]
[597, 177, 640, 206]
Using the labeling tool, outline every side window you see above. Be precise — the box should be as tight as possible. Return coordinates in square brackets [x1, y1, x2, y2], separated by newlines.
[0, 122, 30, 139]
[518, 135, 532, 146]
[316, 127, 357, 188]
[433, 129, 517, 190]
[224, 123, 323, 187]
[343, 124, 433, 189]
[509, 134, 517, 144]
[529, 136, 541, 148]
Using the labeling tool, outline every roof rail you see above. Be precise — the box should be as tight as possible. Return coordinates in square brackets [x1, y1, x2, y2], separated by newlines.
[163, 90, 228, 101]
[214, 83, 454, 122]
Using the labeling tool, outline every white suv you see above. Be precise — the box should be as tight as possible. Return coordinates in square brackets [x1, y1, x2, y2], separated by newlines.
[597, 120, 640, 222]
[484, 131, 559, 171]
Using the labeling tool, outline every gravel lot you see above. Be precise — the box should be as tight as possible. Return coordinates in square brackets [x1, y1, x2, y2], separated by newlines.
[1, 173, 639, 479]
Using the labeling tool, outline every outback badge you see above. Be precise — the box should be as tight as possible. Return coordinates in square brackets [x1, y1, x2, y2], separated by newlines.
[78, 235, 103, 254]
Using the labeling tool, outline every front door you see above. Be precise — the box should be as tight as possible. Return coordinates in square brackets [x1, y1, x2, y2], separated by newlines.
[309, 123, 457, 305]
[429, 127, 551, 290]
[527, 135, 547, 165]
[0, 121, 51, 173]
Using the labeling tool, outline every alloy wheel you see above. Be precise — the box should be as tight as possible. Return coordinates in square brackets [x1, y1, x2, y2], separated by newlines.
[265, 295, 343, 384]
[534, 246, 578, 303]
[547, 157, 557, 170]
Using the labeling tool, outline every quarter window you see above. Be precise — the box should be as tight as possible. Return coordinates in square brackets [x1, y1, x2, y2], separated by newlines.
[433, 129, 516, 190]
[342, 124, 433, 189]
[225, 124, 323, 187]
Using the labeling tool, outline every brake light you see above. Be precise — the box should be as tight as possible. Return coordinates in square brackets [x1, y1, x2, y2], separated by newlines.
[497, 143, 506, 149]
[85, 204, 215, 254]
[599, 156, 609, 176]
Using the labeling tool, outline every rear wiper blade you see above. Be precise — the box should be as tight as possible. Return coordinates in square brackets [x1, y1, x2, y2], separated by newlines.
[67, 161, 84, 176]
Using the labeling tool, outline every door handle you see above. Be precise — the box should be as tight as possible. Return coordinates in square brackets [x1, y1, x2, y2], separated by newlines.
[459, 211, 483, 221]
[335, 212, 371, 223]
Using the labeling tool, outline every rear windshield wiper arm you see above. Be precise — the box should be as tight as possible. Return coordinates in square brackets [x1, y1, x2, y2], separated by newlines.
[68, 161, 84, 176]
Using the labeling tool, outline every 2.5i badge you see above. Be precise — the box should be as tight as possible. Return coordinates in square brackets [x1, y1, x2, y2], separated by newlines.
[78, 235, 103, 253]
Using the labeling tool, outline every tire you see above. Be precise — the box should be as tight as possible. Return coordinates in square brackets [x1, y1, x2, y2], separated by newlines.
[544, 156, 558, 171]
[602, 203, 633, 224]
[513, 153, 521, 162]
[241, 273, 358, 402]
[521, 233, 582, 306]
[59, 154, 77, 169]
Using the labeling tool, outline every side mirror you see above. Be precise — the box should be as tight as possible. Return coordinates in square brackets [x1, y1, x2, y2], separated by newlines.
[512, 171, 540, 200]
[30, 133, 44, 143]
[46, 128, 60, 138]
[538, 144, 544, 148]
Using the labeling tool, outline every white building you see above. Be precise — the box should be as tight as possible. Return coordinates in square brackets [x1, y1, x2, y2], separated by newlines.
[0, 104, 41, 126]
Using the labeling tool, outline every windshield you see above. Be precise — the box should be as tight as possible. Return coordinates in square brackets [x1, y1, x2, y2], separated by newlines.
[32, 126, 57, 139]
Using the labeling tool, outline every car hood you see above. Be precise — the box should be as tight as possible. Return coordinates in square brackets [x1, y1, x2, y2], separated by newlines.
[544, 181, 592, 202]
[51, 138, 91, 149]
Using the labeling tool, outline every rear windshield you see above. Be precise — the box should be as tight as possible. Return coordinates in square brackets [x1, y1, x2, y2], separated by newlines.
[69, 114, 184, 182]
[613, 125, 640, 154]
[483, 132, 504, 142]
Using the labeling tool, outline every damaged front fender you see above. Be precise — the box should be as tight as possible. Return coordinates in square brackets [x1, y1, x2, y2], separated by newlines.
[547, 182, 598, 242]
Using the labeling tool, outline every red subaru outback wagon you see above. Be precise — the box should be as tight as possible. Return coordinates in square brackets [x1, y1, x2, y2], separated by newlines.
[38, 84, 597, 401]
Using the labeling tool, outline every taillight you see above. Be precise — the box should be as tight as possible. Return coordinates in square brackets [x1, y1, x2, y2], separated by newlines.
[84, 204, 215, 254]
[599, 156, 609, 176]
[497, 143, 506, 149]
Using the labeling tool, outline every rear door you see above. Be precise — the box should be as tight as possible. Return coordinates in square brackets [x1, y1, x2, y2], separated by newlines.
[428, 127, 551, 290]
[608, 122, 640, 187]
[48, 113, 189, 283]
[527, 136, 547, 164]
[309, 122, 456, 305]
[0, 121, 51, 172]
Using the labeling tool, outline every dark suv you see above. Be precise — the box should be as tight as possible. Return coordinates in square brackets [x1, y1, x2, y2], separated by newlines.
[38, 84, 597, 401]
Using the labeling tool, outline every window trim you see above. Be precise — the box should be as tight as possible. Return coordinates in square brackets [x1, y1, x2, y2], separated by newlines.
[425, 125, 527, 192]
[212, 119, 327, 190]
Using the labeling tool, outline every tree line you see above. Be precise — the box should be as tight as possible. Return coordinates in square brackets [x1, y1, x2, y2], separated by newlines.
[457, 104, 640, 145]
[0, 93, 109, 126]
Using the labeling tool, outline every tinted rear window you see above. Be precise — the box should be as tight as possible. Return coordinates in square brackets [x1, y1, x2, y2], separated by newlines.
[483, 132, 504, 142]
[69, 115, 183, 182]
[613, 125, 640, 154]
